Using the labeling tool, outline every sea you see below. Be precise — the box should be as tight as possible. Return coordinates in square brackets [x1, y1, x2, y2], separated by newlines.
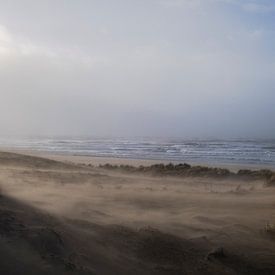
[0, 136, 275, 167]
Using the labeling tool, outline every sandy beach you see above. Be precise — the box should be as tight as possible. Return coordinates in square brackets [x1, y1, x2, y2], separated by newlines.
[0, 150, 275, 274]
[1, 0, 275, 273]
[4, 148, 275, 172]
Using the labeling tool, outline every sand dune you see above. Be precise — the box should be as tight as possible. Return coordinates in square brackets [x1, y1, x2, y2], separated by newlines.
[0, 151, 275, 274]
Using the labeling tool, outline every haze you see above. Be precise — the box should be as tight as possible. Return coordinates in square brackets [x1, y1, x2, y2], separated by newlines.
[0, 0, 274, 138]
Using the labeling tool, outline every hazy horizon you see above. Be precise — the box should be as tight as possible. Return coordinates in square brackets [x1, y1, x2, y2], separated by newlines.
[0, 0, 274, 139]
[1, 134, 275, 141]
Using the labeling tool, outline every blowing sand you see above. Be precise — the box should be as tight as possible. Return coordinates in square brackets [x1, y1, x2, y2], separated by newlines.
[0, 151, 275, 274]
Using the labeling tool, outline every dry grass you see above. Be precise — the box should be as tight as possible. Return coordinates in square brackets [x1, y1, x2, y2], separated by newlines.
[98, 163, 275, 183]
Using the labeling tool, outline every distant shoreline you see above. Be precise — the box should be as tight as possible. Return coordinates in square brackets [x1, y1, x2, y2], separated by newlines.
[1, 147, 274, 172]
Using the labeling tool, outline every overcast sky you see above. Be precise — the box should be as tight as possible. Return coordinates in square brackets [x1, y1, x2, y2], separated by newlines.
[0, 0, 274, 138]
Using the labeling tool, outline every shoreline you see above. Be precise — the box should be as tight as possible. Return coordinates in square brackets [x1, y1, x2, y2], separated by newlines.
[1, 147, 274, 172]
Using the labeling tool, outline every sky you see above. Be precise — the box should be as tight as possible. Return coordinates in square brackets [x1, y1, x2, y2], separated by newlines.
[0, 0, 274, 138]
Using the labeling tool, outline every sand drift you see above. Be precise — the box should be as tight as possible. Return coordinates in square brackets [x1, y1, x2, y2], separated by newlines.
[0, 152, 275, 274]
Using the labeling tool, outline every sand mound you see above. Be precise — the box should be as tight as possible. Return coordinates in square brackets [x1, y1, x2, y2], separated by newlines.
[0, 151, 74, 169]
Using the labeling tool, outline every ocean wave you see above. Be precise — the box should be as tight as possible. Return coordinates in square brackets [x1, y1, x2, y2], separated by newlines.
[0, 137, 275, 165]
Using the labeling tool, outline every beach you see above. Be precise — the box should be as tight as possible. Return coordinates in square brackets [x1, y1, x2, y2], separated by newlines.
[4, 147, 275, 172]
[0, 150, 275, 274]
[1, 0, 275, 273]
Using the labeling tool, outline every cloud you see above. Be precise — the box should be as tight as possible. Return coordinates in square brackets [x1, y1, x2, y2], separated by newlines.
[0, 25, 12, 43]
[0, 24, 103, 69]
[0, 25, 13, 55]
[159, 0, 201, 8]
[242, 2, 275, 13]
[0, 1, 274, 138]
[0, 24, 55, 58]
[158, 0, 275, 14]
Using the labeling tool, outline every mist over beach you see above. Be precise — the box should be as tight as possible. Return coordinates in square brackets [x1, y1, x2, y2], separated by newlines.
[0, 1, 275, 138]
[0, 0, 275, 274]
